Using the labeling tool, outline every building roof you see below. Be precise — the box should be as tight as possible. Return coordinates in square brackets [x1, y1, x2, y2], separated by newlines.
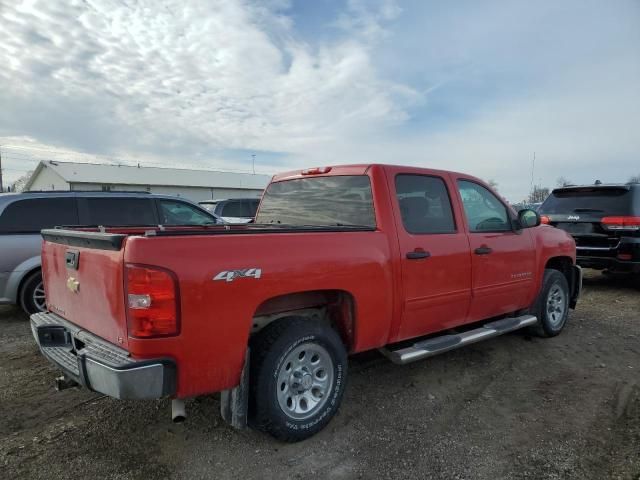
[25, 161, 271, 191]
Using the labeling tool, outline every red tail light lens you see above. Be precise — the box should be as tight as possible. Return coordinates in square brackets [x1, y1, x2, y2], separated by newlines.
[125, 265, 180, 338]
[601, 216, 640, 231]
[540, 215, 551, 225]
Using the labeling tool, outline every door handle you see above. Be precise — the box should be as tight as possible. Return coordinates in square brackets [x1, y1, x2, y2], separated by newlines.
[406, 250, 431, 260]
[474, 246, 493, 255]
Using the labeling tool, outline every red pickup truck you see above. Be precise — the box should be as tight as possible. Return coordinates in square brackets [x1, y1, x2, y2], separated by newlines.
[31, 164, 581, 441]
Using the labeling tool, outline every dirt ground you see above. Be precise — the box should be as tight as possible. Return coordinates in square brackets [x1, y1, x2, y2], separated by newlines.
[1, 270, 638, 480]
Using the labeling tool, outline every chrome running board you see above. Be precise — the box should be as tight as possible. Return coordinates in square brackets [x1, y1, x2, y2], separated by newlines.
[380, 315, 538, 365]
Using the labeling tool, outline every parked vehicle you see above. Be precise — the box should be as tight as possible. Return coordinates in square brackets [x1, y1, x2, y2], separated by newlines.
[0, 191, 221, 315]
[199, 198, 260, 223]
[539, 183, 640, 284]
[31, 164, 581, 441]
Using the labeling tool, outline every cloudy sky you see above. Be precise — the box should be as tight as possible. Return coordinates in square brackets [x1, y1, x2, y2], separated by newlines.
[1, 0, 639, 200]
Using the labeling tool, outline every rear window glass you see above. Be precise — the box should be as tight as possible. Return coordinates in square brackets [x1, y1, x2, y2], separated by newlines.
[246, 199, 260, 217]
[256, 176, 375, 227]
[0, 198, 78, 233]
[540, 188, 634, 215]
[221, 200, 244, 217]
[83, 198, 157, 226]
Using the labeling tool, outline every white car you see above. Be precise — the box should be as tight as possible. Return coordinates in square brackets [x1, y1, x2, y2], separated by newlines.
[199, 198, 260, 223]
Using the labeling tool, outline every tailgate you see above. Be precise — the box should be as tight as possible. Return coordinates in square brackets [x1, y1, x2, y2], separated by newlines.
[41, 229, 129, 349]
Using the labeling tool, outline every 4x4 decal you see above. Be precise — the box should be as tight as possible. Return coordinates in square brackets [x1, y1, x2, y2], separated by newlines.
[213, 268, 262, 283]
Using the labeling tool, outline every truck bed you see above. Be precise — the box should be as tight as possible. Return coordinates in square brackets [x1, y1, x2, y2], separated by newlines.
[39, 224, 393, 396]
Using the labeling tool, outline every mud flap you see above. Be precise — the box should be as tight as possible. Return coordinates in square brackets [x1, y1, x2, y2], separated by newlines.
[220, 348, 249, 429]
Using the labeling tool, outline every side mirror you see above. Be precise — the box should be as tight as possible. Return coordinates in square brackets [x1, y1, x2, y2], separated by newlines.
[517, 209, 541, 229]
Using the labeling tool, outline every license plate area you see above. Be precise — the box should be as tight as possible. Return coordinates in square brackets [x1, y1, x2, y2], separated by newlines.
[556, 222, 594, 234]
[37, 325, 73, 348]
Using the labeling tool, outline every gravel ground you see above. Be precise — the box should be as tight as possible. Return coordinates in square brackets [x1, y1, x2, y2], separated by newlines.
[1, 270, 639, 480]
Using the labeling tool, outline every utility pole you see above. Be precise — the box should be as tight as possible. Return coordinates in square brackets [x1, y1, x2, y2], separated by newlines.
[0, 146, 4, 193]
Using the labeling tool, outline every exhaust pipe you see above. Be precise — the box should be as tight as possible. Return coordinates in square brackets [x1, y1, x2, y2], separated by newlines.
[171, 399, 186, 423]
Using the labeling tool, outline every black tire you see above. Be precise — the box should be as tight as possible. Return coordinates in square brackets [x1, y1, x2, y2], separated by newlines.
[528, 269, 570, 338]
[19, 270, 46, 316]
[249, 317, 348, 442]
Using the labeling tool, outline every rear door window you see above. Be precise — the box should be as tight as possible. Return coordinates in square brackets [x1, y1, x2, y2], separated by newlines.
[395, 175, 456, 234]
[81, 198, 157, 226]
[221, 200, 244, 218]
[540, 187, 634, 215]
[157, 200, 216, 225]
[0, 198, 79, 233]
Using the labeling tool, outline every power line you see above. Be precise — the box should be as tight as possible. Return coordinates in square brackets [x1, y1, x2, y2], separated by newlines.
[0, 146, 4, 192]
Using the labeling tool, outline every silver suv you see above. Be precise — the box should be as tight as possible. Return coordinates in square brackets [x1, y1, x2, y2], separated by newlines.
[0, 191, 221, 315]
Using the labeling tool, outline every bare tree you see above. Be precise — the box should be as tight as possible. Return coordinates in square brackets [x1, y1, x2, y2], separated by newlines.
[556, 176, 572, 187]
[10, 171, 33, 192]
[528, 185, 550, 204]
[628, 173, 640, 184]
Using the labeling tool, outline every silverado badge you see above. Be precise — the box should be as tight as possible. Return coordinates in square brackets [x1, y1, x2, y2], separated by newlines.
[66, 277, 80, 293]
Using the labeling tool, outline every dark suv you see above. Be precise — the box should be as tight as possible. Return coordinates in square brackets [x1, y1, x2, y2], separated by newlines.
[0, 191, 221, 315]
[539, 183, 640, 282]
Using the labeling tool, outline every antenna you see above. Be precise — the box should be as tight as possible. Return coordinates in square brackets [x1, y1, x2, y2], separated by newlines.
[530, 151, 535, 192]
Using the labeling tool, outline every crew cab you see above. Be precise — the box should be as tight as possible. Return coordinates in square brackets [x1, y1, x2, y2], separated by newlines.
[31, 164, 581, 442]
[539, 183, 640, 285]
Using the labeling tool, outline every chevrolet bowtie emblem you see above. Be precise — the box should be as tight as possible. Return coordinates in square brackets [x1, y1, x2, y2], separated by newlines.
[66, 277, 80, 293]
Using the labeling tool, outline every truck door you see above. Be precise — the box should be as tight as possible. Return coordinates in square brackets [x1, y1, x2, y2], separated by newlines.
[454, 179, 536, 321]
[389, 171, 472, 341]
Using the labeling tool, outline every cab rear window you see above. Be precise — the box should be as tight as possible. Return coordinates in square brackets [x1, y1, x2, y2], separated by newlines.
[541, 187, 635, 215]
[256, 176, 375, 227]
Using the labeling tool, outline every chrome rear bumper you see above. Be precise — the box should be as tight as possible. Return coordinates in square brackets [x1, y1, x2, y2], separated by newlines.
[30, 312, 176, 399]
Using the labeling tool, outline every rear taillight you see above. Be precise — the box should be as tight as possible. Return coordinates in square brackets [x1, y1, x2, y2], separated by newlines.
[540, 215, 551, 225]
[125, 265, 180, 338]
[601, 216, 640, 231]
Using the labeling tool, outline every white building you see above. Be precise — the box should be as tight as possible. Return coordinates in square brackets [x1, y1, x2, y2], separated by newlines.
[24, 161, 271, 202]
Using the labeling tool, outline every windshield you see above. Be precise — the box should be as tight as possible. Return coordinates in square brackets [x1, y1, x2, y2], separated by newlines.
[255, 175, 376, 227]
[540, 187, 634, 215]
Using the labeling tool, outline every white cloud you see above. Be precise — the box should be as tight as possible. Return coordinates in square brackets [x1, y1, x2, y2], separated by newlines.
[1, 0, 638, 200]
[0, 0, 414, 163]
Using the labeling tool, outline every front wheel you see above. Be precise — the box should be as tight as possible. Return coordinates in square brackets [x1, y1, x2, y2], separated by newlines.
[19, 270, 47, 316]
[529, 269, 570, 337]
[249, 318, 348, 442]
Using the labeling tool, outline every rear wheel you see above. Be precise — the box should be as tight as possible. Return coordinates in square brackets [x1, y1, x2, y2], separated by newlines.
[529, 269, 570, 337]
[19, 270, 46, 316]
[249, 317, 348, 442]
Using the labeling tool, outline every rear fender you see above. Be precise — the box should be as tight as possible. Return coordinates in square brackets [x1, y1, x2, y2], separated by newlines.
[252, 290, 356, 351]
